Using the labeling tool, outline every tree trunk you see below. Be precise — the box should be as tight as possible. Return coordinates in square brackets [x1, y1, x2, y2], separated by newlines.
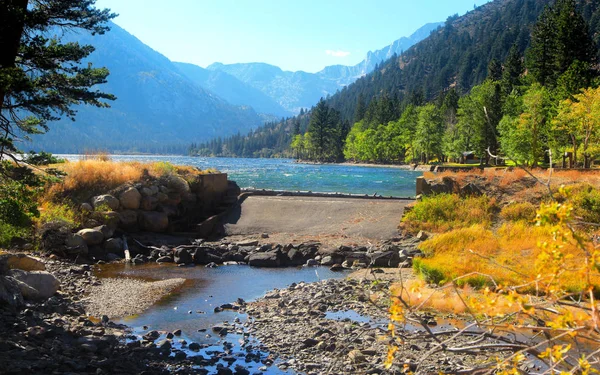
[0, 0, 28, 112]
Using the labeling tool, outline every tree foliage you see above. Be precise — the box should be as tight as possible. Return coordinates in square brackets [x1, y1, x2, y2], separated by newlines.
[0, 0, 116, 162]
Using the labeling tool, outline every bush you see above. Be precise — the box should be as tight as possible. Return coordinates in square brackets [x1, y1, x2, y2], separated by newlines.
[36, 201, 78, 228]
[0, 220, 30, 247]
[568, 183, 600, 224]
[401, 194, 496, 233]
[499, 202, 537, 222]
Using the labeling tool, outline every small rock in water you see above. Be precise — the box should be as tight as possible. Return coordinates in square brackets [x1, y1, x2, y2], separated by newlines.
[173, 329, 182, 336]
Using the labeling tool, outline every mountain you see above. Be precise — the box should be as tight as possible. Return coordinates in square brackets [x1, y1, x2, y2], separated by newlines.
[26, 22, 263, 154]
[173, 62, 291, 117]
[206, 22, 443, 114]
[193, 0, 600, 158]
[327, 0, 600, 121]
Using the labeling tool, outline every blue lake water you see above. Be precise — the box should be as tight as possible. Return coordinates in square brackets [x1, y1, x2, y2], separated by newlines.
[57, 155, 420, 197]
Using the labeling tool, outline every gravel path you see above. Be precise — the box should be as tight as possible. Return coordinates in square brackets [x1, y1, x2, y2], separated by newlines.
[84, 277, 186, 318]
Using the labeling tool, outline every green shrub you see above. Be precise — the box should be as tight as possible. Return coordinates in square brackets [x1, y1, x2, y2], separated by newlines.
[402, 194, 496, 233]
[570, 184, 600, 224]
[0, 220, 30, 247]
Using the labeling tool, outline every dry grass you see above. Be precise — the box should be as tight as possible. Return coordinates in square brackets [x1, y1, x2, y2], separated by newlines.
[414, 222, 600, 292]
[499, 202, 537, 222]
[43, 159, 218, 203]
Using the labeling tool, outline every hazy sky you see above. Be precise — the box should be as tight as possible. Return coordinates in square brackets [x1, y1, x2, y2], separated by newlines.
[95, 0, 491, 73]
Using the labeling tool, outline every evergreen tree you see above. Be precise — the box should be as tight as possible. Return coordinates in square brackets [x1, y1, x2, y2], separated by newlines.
[307, 98, 333, 161]
[502, 44, 524, 96]
[354, 94, 366, 123]
[527, 0, 596, 88]
[0, 0, 116, 162]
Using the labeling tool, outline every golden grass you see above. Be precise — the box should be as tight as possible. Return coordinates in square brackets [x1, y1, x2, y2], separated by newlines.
[414, 222, 600, 292]
[500, 202, 537, 222]
[44, 159, 218, 202]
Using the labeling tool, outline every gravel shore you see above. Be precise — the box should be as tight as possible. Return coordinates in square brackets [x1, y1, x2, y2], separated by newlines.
[84, 277, 186, 318]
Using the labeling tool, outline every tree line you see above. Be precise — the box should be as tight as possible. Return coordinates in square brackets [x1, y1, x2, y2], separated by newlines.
[297, 0, 600, 168]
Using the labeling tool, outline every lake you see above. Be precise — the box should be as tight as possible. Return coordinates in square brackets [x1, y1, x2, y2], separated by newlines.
[57, 155, 420, 197]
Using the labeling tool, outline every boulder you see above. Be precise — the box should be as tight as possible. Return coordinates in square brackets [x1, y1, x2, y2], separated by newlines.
[77, 228, 104, 246]
[416, 230, 429, 241]
[104, 238, 123, 253]
[0, 253, 45, 272]
[367, 250, 400, 267]
[166, 175, 191, 194]
[9, 270, 60, 300]
[94, 224, 114, 239]
[248, 252, 281, 267]
[140, 196, 159, 211]
[138, 211, 169, 232]
[92, 194, 120, 211]
[119, 187, 142, 209]
[80, 203, 93, 212]
[119, 210, 138, 229]
[0, 276, 24, 308]
[65, 233, 88, 255]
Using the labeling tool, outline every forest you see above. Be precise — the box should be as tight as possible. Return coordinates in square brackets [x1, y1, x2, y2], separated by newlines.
[190, 0, 600, 167]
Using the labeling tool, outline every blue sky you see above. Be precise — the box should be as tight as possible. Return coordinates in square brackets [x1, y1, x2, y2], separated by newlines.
[96, 0, 491, 73]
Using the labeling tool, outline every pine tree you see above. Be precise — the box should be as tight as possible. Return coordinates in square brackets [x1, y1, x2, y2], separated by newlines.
[354, 94, 366, 123]
[0, 0, 116, 162]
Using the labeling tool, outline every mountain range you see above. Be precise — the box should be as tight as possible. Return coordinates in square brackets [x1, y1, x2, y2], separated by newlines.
[204, 22, 443, 114]
[26, 19, 441, 153]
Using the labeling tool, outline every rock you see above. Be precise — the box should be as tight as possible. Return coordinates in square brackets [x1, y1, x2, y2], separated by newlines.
[9, 270, 60, 300]
[367, 250, 401, 267]
[302, 338, 319, 348]
[0, 253, 45, 272]
[461, 182, 482, 197]
[156, 192, 169, 202]
[174, 249, 193, 264]
[157, 339, 172, 351]
[174, 351, 187, 360]
[65, 233, 88, 255]
[234, 365, 250, 375]
[248, 252, 281, 267]
[138, 211, 169, 232]
[140, 196, 159, 211]
[80, 203, 93, 212]
[0, 276, 24, 308]
[416, 230, 429, 241]
[329, 264, 344, 271]
[320, 255, 334, 266]
[212, 324, 229, 336]
[305, 258, 319, 266]
[166, 175, 191, 194]
[95, 224, 114, 239]
[188, 342, 201, 351]
[237, 240, 259, 247]
[348, 349, 366, 363]
[260, 233, 269, 239]
[76, 228, 104, 246]
[92, 194, 120, 211]
[119, 187, 142, 209]
[104, 238, 123, 253]
[118, 210, 138, 229]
